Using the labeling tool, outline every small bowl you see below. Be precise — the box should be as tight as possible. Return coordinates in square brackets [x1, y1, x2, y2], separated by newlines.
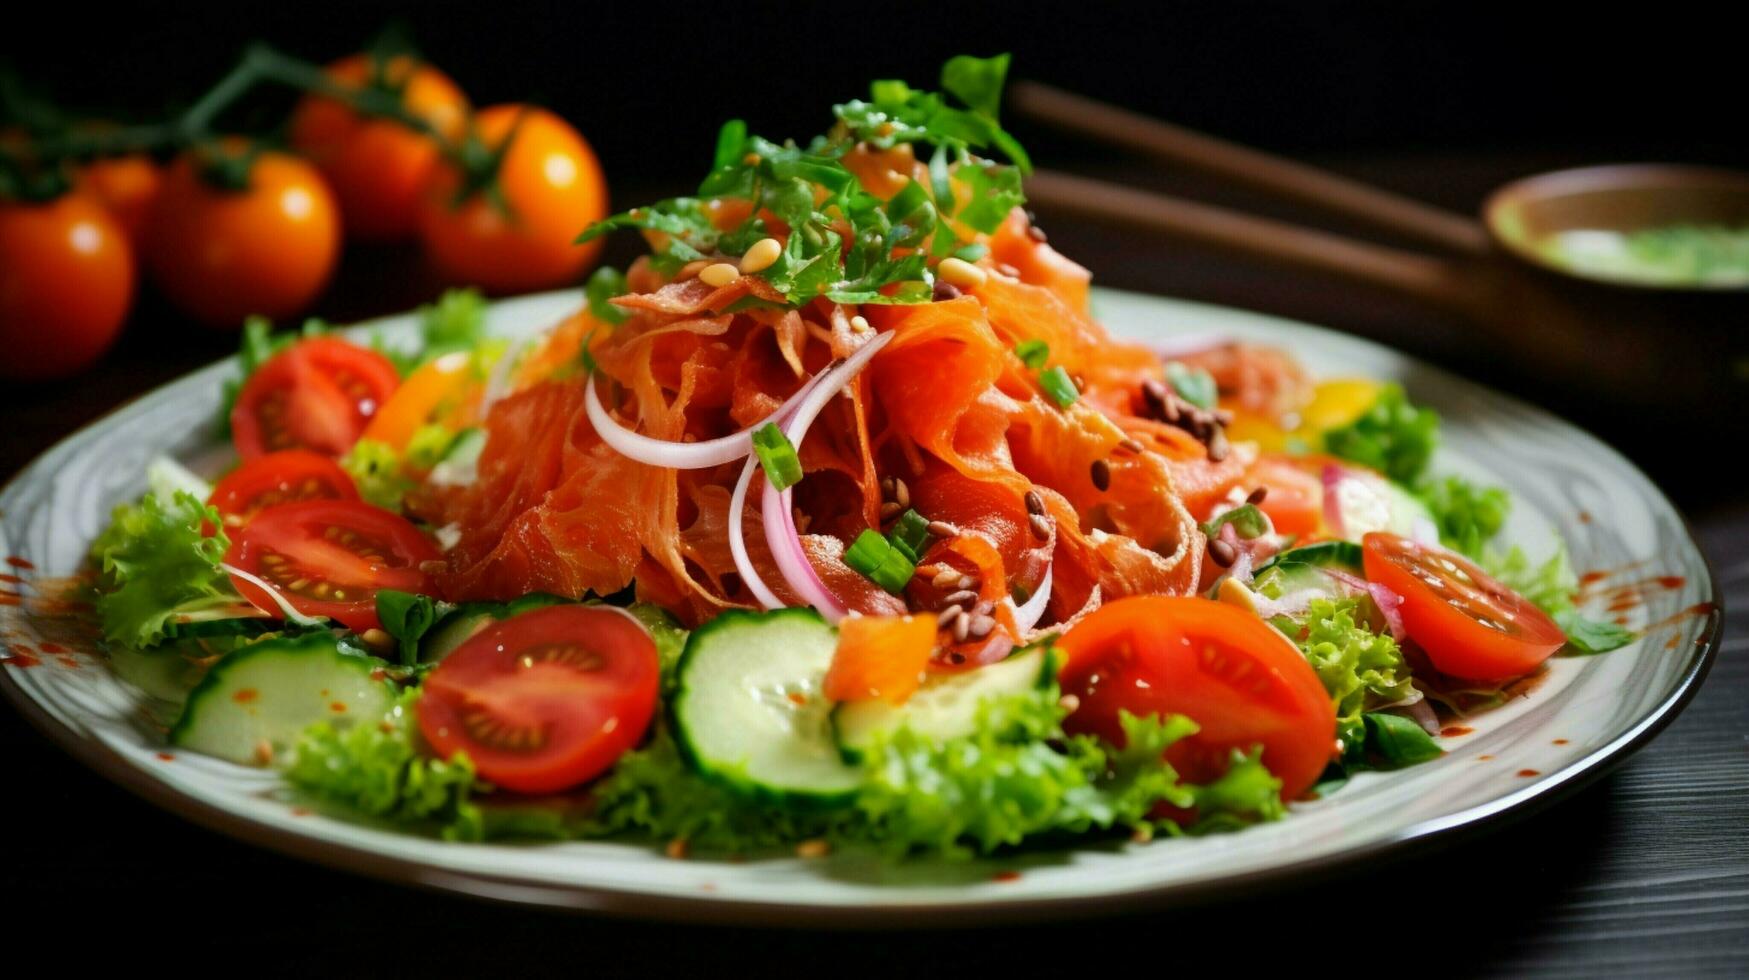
[1484, 164, 1749, 292]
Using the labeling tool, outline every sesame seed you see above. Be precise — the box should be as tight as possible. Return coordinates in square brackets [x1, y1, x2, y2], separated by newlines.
[739, 237, 782, 274]
[994, 262, 1020, 278]
[699, 262, 740, 287]
[1090, 458, 1111, 491]
[937, 605, 966, 628]
[932, 567, 962, 589]
[952, 613, 970, 643]
[926, 520, 960, 538]
[937, 257, 987, 289]
[956, 575, 978, 592]
[892, 478, 910, 509]
[879, 501, 903, 519]
[941, 589, 979, 608]
[1119, 437, 1145, 453]
[967, 614, 995, 639]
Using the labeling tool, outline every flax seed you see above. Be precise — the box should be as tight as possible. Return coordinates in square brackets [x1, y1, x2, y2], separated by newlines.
[1090, 458, 1111, 491]
[926, 520, 959, 538]
[1208, 538, 1237, 567]
[1029, 512, 1052, 540]
[1246, 486, 1268, 505]
[1024, 490, 1045, 516]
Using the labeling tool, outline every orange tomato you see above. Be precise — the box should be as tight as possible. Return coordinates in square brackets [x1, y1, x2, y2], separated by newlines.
[360, 350, 481, 450]
[75, 154, 161, 248]
[419, 104, 607, 294]
[823, 614, 938, 704]
[0, 193, 134, 380]
[1244, 455, 1328, 538]
[289, 54, 468, 241]
[145, 143, 341, 328]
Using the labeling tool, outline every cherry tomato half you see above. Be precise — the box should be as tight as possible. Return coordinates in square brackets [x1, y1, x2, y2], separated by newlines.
[1362, 532, 1565, 682]
[289, 54, 469, 241]
[224, 499, 439, 631]
[1057, 596, 1337, 801]
[419, 104, 607, 293]
[417, 604, 660, 793]
[231, 337, 400, 459]
[145, 143, 340, 328]
[208, 450, 358, 531]
[0, 194, 134, 381]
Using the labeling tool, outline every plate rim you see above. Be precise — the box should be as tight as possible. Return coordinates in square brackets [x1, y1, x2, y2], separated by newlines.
[0, 287, 1725, 926]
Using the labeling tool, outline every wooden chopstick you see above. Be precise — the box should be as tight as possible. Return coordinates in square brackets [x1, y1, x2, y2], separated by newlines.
[1008, 81, 1489, 258]
[1023, 168, 1468, 309]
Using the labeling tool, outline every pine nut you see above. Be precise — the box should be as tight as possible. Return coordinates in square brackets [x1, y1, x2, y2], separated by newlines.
[699, 262, 740, 287]
[739, 237, 782, 274]
[937, 257, 987, 289]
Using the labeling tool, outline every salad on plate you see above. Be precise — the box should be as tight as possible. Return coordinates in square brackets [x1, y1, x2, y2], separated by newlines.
[89, 55, 1632, 858]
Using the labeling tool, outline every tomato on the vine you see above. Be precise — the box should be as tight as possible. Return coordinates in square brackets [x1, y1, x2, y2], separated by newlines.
[224, 498, 439, 631]
[1361, 532, 1566, 682]
[0, 193, 134, 380]
[74, 153, 160, 248]
[145, 142, 340, 328]
[231, 337, 400, 459]
[1056, 596, 1337, 801]
[289, 53, 469, 241]
[419, 104, 607, 294]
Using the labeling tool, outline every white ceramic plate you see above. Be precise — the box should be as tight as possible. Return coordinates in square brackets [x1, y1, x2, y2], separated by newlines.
[0, 288, 1721, 924]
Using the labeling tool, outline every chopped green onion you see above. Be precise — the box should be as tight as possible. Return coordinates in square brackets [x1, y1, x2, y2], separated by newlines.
[752, 423, 803, 491]
[1166, 361, 1217, 410]
[953, 242, 990, 263]
[1014, 339, 1049, 370]
[1039, 365, 1079, 408]
[887, 509, 932, 563]
[1200, 503, 1269, 540]
[845, 529, 915, 594]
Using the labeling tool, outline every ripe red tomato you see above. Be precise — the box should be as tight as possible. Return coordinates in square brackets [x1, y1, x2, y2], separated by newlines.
[1362, 532, 1565, 682]
[145, 143, 340, 328]
[224, 499, 439, 631]
[419, 104, 607, 293]
[0, 193, 134, 380]
[75, 154, 161, 248]
[208, 450, 358, 531]
[418, 605, 660, 793]
[1244, 455, 1329, 539]
[289, 54, 469, 241]
[1056, 596, 1337, 801]
[231, 337, 400, 459]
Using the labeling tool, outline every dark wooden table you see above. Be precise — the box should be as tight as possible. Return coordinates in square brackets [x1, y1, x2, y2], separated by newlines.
[3, 154, 1744, 977]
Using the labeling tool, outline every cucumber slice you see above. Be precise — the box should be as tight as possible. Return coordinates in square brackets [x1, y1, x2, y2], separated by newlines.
[671, 608, 860, 806]
[831, 645, 1056, 763]
[1255, 541, 1363, 575]
[169, 632, 394, 765]
[162, 596, 279, 640]
[418, 593, 573, 664]
[1328, 469, 1433, 540]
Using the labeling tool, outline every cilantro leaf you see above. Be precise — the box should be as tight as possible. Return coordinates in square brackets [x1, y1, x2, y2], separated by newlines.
[1556, 611, 1636, 654]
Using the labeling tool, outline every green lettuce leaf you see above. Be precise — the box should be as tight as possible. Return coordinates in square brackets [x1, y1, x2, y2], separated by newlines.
[90, 491, 235, 649]
[339, 426, 457, 512]
[1284, 597, 1418, 760]
[1322, 382, 1439, 485]
[282, 689, 488, 842]
[1417, 475, 1510, 558]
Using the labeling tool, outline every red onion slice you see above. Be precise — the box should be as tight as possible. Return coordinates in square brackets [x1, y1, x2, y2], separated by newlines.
[727, 456, 786, 610]
[1010, 562, 1055, 634]
[759, 332, 894, 622]
[1321, 567, 1407, 641]
[586, 370, 826, 470]
[1321, 463, 1348, 539]
[220, 563, 327, 627]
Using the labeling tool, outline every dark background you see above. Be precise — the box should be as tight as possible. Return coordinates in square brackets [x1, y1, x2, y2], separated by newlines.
[3, 3, 1746, 975]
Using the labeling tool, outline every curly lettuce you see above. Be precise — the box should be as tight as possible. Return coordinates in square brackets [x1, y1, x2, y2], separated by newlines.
[1286, 597, 1418, 759]
[90, 491, 235, 649]
[1321, 383, 1439, 485]
[588, 681, 1282, 857]
[340, 425, 458, 512]
[283, 689, 489, 841]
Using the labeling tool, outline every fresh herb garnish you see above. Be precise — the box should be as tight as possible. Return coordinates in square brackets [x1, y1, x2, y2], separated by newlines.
[1039, 365, 1080, 408]
[1201, 503, 1269, 541]
[577, 55, 1028, 309]
[1014, 338, 1049, 369]
[1555, 611, 1636, 654]
[845, 529, 916, 594]
[1165, 361, 1218, 411]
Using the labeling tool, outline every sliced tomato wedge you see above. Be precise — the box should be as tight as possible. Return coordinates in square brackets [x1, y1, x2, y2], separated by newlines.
[1056, 596, 1337, 800]
[1244, 455, 1329, 539]
[1362, 532, 1565, 682]
[224, 499, 439, 630]
[232, 337, 400, 459]
[208, 450, 357, 531]
[417, 605, 660, 794]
